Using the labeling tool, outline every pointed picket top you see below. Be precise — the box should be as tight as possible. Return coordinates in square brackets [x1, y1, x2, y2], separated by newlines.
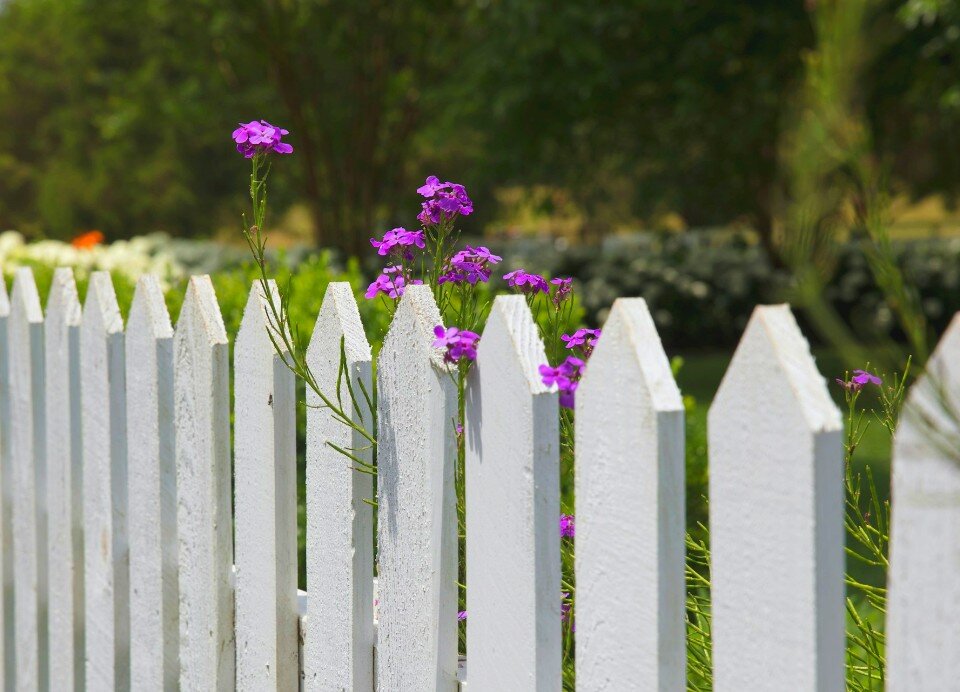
[173, 275, 233, 691]
[126, 275, 178, 690]
[9, 267, 47, 691]
[0, 274, 12, 690]
[575, 298, 686, 690]
[466, 294, 560, 691]
[377, 284, 459, 691]
[234, 280, 298, 692]
[888, 312, 960, 690]
[303, 282, 374, 691]
[81, 270, 129, 691]
[45, 268, 84, 692]
[708, 305, 843, 690]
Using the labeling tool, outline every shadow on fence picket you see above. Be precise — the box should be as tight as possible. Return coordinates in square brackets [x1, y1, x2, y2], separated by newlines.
[0, 265, 954, 691]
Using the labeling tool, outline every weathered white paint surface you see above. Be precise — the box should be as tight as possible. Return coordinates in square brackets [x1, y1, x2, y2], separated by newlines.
[465, 295, 560, 691]
[9, 268, 47, 691]
[0, 278, 11, 690]
[888, 312, 960, 690]
[575, 298, 685, 691]
[376, 285, 458, 692]
[234, 281, 298, 691]
[81, 271, 130, 691]
[44, 268, 83, 692]
[303, 282, 374, 691]
[173, 275, 233, 691]
[708, 305, 843, 691]
[126, 275, 178, 690]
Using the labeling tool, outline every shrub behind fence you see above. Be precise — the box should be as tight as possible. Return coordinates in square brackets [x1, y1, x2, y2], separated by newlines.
[0, 266, 957, 690]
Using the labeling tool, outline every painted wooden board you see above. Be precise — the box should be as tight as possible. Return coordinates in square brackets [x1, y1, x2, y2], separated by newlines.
[9, 268, 47, 691]
[81, 271, 130, 691]
[0, 277, 11, 690]
[126, 275, 178, 690]
[376, 285, 458, 692]
[887, 312, 960, 690]
[708, 305, 843, 691]
[303, 282, 374, 691]
[44, 268, 83, 691]
[465, 295, 561, 691]
[173, 275, 233, 691]
[575, 298, 685, 691]
[234, 281, 298, 691]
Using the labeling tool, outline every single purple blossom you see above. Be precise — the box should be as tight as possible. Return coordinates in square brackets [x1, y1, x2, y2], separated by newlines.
[539, 355, 584, 409]
[232, 119, 293, 158]
[561, 592, 574, 630]
[365, 266, 421, 300]
[560, 514, 575, 539]
[504, 269, 549, 294]
[457, 611, 467, 621]
[562, 328, 602, 357]
[836, 368, 882, 392]
[433, 325, 480, 363]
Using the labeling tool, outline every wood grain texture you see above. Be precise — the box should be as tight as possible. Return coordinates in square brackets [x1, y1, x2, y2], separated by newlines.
[44, 268, 83, 692]
[303, 282, 374, 691]
[708, 305, 843, 691]
[9, 268, 47, 691]
[887, 312, 960, 690]
[465, 295, 561, 691]
[376, 285, 458, 692]
[174, 276, 233, 691]
[234, 281, 298, 692]
[126, 275, 178, 690]
[81, 271, 130, 691]
[575, 298, 685, 691]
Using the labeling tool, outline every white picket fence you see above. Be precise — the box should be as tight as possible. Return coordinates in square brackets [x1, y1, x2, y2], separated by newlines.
[0, 266, 957, 691]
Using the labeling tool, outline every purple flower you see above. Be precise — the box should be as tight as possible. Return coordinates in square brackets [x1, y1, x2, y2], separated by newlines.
[370, 228, 426, 258]
[561, 592, 574, 630]
[560, 514, 575, 539]
[836, 368, 882, 392]
[438, 245, 503, 285]
[433, 325, 480, 363]
[365, 266, 421, 300]
[551, 277, 574, 305]
[232, 120, 293, 158]
[457, 611, 467, 621]
[504, 269, 549, 294]
[539, 356, 584, 408]
[561, 328, 602, 357]
[416, 176, 473, 225]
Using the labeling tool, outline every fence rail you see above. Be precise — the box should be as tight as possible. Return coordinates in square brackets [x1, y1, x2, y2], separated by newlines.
[0, 267, 957, 691]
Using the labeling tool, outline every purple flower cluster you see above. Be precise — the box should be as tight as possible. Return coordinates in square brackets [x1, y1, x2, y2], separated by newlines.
[562, 328, 602, 357]
[551, 277, 573, 305]
[232, 120, 294, 158]
[836, 369, 882, 392]
[504, 269, 550, 294]
[560, 514, 575, 539]
[539, 356, 585, 409]
[417, 175, 474, 225]
[433, 326, 480, 363]
[370, 227, 426, 259]
[439, 246, 502, 285]
[365, 266, 422, 300]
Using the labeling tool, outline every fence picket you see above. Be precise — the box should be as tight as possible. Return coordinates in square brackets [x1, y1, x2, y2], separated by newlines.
[126, 275, 178, 689]
[465, 295, 560, 690]
[81, 271, 129, 690]
[303, 282, 374, 691]
[708, 305, 843, 690]
[9, 268, 47, 691]
[173, 275, 233, 691]
[888, 312, 960, 690]
[44, 268, 83, 692]
[376, 285, 458, 692]
[0, 278, 10, 691]
[575, 298, 685, 690]
[234, 281, 298, 691]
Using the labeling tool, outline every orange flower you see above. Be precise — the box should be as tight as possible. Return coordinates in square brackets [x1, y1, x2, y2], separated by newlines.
[71, 230, 105, 249]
